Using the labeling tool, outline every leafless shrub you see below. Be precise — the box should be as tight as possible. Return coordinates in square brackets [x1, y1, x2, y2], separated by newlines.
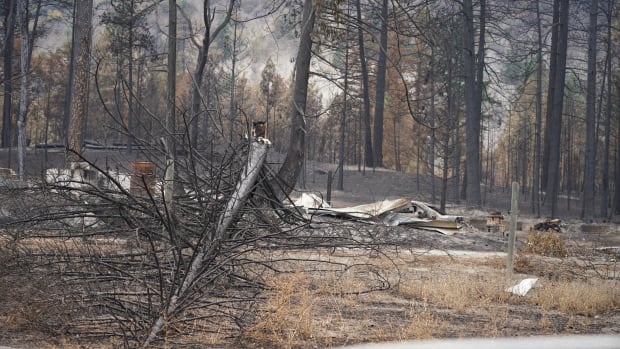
[0, 231, 83, 338]
[0, 140, 393, 347]
[523, 230, 569, 258]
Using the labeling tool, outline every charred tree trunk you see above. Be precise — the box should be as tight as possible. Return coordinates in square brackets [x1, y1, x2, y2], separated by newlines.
[454, 115, 462, 203]
[356, 0, 373, 169]
[542, 0, 561, 190]
[163, 0, 177, 208]
[546, 0, 570, 217]
[600, 0, 614, 218]
[463, 0, 485, 207]
[63, 0, 77, 144]
[614, 78, 620, 216]
[582, 0, 599, 222]
[2, 0, 15, 149]
[14, 0, 43, 172]
[228, 17, 238, 143]
[373, 0, 388, 168]
[66, 0, 94, 163]
[17, 0, 28, 180]
[274, 0, 315, 195]
[337, 15, 350, 191]
[124, 0, 137, 153]
[440, 44, 456, 213]
[429, 48, 436, 204]
[532, 0, 543, 217]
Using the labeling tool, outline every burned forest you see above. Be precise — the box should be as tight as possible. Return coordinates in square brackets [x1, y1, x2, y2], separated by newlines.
[0, 0, 619, 348]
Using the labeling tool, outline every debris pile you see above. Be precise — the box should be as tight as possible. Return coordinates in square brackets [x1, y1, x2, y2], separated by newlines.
[534, 219, 562, 233]
[294, 194, 463, 235]
[0, 167, 27, 188]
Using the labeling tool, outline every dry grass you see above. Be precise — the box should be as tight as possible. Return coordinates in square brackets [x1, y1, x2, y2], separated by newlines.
[402, 302, 443, 339]
[394, 268, 510, 312]
[242, 271, 322, 348]
[2, 240, 619, 348]
[243, 250, 619, 348]
[531, 279, 620, 316]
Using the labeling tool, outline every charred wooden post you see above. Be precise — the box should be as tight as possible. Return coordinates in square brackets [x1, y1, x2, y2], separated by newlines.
[506, 182, 519, 277]
[252, 121, 267, 138]
[326, 170, 333, 206]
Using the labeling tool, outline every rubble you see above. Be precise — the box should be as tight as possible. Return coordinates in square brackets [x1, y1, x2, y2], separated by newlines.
[0, 167, 27, 188]
[534, 219, 562, 233]
[294, 192, 331, 209]
[294, 196, 463, 235]
[45, 164, 142, 193]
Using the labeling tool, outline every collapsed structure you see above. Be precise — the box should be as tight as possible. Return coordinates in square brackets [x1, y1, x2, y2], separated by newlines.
[294, 193, 464, 235]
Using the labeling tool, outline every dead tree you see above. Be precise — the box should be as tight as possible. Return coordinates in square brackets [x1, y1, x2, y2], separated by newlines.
[275, 0, 316, 196]
[17, 0, 29, 180]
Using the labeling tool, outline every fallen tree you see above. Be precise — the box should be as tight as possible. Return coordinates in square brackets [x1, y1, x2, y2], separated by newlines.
[142, 140, 269, 346]
[0, 138, 395, 347]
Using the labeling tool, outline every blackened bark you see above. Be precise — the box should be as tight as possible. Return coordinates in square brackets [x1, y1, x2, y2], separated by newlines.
[429, 48, 436, 203]
[532, 0, 543, 217]
[373, 0, 388, 168]
[582, 0, 598, 222]
[440, 47, 454, 213]
[64, 0, 77, 143]
[615, 78, 620, 215]
[541, 0, 561, 191]
[356, 0, 373, 169]
[600, 0, 613, 218]
[275, 0, 315, 195]
[542, 0, 561, 191]
[228, 17, 238, 143]
[67, 0, 93, 163]
[167, 0, 177, 144]
[17, 0, 28, 180]
[337, 16, 350, 191]
[127, 5, 134, 154]
[463, 0, 484, 207]
[2, 0, 15, 149]
[546, 0, 570, 217]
